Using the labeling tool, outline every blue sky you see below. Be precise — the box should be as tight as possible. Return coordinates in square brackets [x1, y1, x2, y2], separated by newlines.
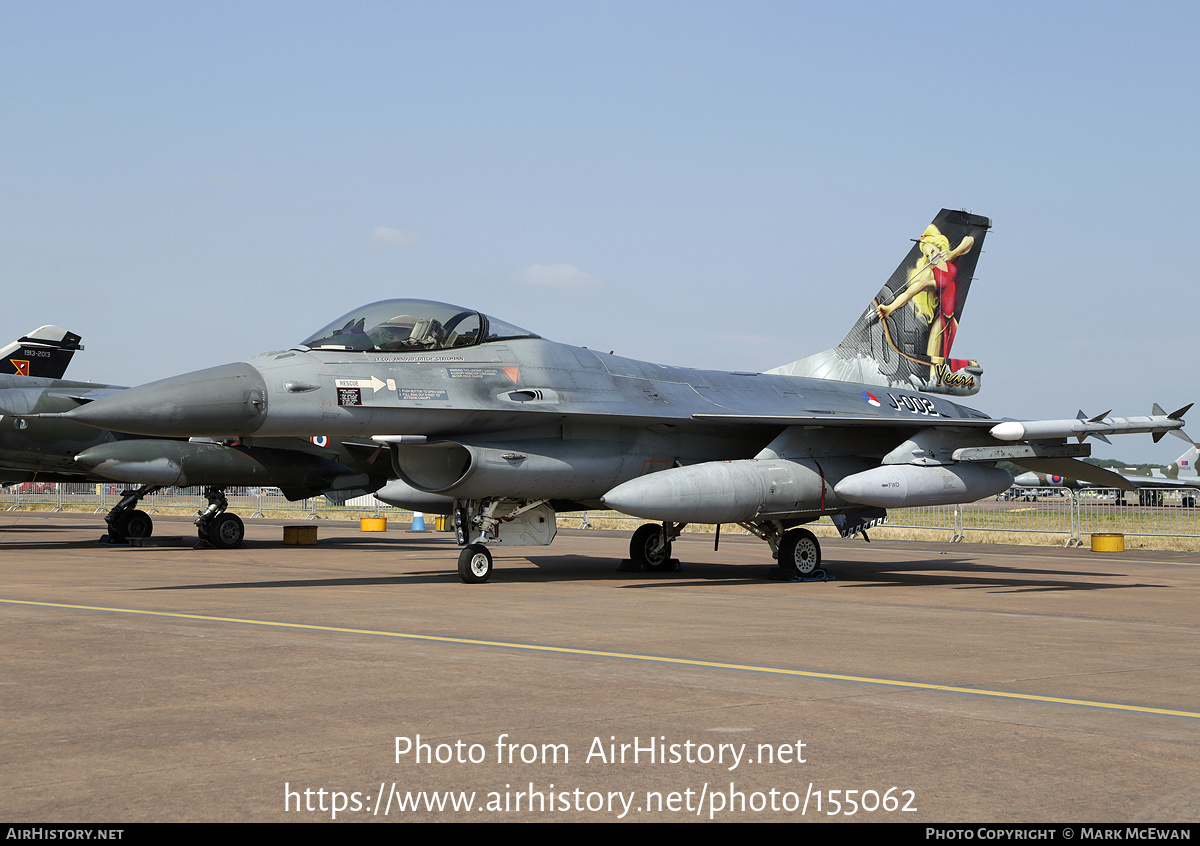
[3, 1, 1196, 463]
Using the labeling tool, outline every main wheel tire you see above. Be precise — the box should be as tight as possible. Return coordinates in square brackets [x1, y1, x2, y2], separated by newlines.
[116, 509, 153, 540]
[206, 513, 245, 549]
[458, 544, 493, 583]
[778, 528, 821, 575]
[630, 523, 672, 571]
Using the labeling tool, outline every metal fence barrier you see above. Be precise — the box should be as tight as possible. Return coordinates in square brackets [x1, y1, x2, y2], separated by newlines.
[3, 484, 1198, 547]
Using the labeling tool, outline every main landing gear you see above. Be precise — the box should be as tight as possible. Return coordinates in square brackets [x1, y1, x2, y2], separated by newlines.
[101, 485, 162, 543]
[446, 499, 829, 584]
[194, 486, 246, 549]
[741, 522, 825, 579]
[628, 522, 681, 571]
[101, 485, 246, 547]
[626, 521, 824, 579]
[776, 528, 822, 576]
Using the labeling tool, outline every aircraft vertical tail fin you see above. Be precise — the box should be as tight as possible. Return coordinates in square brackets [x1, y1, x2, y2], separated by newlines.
[0, 326, 84, 379]
[1167, 444, 1200, 480]
[767, 208, 991, 396]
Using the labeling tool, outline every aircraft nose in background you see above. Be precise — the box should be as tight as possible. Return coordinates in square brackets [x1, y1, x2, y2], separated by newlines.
[64, 362, 270, 437]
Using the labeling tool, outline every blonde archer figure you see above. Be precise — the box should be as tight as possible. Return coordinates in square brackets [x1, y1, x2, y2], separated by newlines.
[876, 224, 975, 372]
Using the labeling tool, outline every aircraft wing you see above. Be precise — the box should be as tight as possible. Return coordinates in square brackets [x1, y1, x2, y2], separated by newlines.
[692, 413, 997, 428]
[692, 408, 1190, 442]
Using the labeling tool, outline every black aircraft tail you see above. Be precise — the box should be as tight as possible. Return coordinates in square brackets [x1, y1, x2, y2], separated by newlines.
[0, 325, 84, 379]
[768, 208, 991, 396]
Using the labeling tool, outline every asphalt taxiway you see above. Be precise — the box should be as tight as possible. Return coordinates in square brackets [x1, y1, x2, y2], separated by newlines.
[2, 512, 1197, 822]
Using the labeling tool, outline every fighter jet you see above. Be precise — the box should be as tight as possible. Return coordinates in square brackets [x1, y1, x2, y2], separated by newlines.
[45, 210, 1191, 582]
[0, 330, 392, 545]
[0, 325, 115, 489]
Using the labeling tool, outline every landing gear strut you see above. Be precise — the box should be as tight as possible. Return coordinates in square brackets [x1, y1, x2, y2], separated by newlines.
[629, 522, 682, 571]
[738, 520, 827, 580]
[195, 487, 246, 548]
[450, 498, 556, 583]
[101, 485, 161, 543]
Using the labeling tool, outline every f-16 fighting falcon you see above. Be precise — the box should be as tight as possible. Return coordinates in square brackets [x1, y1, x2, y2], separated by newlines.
[42, 210, 1191, 583]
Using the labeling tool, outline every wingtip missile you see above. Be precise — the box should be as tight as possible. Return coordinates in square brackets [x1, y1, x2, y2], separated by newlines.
[990, 405, 1190, 444]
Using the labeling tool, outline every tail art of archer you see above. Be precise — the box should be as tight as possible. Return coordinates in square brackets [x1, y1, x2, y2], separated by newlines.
[876, 223, 975, 379]
[766, 208, 990, 397]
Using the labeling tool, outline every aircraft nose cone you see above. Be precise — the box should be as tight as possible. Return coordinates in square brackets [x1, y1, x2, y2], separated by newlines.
[65, 362, 269, 437]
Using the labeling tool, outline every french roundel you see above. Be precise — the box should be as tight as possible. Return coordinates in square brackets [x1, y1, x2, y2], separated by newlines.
[310, 436, 329, 448]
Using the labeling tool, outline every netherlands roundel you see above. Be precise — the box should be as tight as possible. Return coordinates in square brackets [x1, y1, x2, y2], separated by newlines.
[862, 390, 880, 407]
[310, 436, 329, 448]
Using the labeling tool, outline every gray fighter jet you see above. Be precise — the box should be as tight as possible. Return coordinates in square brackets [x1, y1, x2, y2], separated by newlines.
[45, 210, 1191, 582]
[0, 325, 83, 379]
[0, 325, 114, 489]
[0, 330, 392, 545]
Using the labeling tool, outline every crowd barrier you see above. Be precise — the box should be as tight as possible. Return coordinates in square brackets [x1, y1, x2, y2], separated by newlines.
[3, 484, 1198, 547]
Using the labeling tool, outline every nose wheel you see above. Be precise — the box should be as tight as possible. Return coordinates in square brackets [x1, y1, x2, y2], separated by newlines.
[457, 544, 493, 583]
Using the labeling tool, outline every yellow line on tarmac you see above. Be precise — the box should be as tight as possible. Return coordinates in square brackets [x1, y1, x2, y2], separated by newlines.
[4, 597, 1198, 720]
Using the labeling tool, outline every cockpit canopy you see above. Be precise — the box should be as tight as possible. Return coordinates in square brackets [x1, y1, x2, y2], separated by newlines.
[299, 299, 539, 353]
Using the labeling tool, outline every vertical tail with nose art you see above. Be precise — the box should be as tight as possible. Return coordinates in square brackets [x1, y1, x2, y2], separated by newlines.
[767, 209, 991, 396]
